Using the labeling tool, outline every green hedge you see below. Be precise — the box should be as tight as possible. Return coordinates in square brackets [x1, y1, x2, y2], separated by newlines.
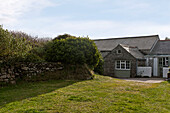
[44, 35, 102, 69]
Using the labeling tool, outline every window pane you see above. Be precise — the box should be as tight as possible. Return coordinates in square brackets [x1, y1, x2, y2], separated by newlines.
[166, 57, 168, 60]
[166, 57, 169, 66]
[117, 63, 120, 69]
[117, 61, 120, 64]
[126, 61, 130, 69]
[117, 50, 121, 54]
[116, 61, 120, 69]
[159, 58, 162, 65]
[121, 63, 125, 69]
[163, 58, 166, 66]
[121, 61, 125, 63]
[162, 57, 169, 66]
[121, 61, 125, 69]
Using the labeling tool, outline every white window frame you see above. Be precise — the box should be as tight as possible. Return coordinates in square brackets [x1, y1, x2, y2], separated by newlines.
[159, 57, 169, 67]
[115, 60, 131, 70]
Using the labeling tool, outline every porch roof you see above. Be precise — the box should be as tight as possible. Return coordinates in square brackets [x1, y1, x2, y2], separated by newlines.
[150, 40, 170, 55]
[120, 44, 144, 59]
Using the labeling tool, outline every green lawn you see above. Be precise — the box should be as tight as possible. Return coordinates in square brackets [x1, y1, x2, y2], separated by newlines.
[0, 75, 169, 113]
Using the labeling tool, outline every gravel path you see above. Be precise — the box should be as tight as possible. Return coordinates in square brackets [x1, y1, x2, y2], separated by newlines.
[120, 78, 165, 83]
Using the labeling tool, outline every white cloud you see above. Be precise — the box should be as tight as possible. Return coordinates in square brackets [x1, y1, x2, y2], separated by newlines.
[2, 0, 170, 40]
[54, 20, 170, 40]
[0, 0, 56, 25]
[14, 17, 170, 39]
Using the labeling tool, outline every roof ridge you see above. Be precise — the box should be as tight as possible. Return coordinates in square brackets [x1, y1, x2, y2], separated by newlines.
[119, 44, 138, 48]
[160, 40, 170, 41]
[94, 35, 159, 41]
[118, 44, 144, 59]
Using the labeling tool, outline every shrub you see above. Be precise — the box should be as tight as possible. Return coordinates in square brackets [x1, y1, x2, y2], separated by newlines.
[24, 53, 44, 62]
[0, 26, 49, 65]
[53, 34, 72, 40]
[44, 35, 102, 69]
[0, 26, 32, 64]
[94, 58, 104, 75]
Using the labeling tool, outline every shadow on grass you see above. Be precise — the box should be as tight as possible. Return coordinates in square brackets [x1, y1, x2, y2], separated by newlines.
[0, 79, 80, 108]
[167, 80, 170, 83]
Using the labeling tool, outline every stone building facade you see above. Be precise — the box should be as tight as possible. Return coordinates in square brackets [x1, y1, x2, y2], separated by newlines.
[94, 35, 160, 78]
[104, 44, 143, 77]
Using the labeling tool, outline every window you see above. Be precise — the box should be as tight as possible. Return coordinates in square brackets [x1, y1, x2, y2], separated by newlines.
[116, 61, 120, 68]
[126, 61, 130, 69]
[117, 50, 122, 54]
[115, 60, 130, 70]
[159, 57, 169, 67]
[121, 61, 125, 69]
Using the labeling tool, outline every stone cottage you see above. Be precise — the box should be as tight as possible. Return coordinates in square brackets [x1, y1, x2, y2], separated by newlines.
[94, 35, 170, 78]
[146, 40, 170, 77]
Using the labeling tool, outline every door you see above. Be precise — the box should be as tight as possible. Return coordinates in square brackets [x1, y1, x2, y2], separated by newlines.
[153, 58, 158, 76]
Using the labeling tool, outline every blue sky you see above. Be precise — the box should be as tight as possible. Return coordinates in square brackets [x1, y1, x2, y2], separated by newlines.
[1, 0, 170, 39]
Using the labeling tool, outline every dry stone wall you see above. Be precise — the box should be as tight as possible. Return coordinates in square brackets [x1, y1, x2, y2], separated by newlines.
[0, 66, 15, 84]
[0, 62, 93, 85]
[0, 62, 63, 85]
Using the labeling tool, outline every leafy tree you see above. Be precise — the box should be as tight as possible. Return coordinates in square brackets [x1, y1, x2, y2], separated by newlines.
[44, 35, 102, 69]
[53, 34, 72, 40]
[94, 58, 104, 75]
[10, 31, 51, 47]
[165, 37, 170, 40]
[0, 26, 32, 64]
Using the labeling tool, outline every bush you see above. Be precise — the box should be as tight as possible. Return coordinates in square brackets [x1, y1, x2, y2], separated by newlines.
[0, 26, 32, 64]
[44, 35, 102, 69]
[0, 26, 49, 65]
[53, 34, 72, 40]
[13, 53, 44, 63]
[23, 53, 45, 62]
[94, 58, 104, 75]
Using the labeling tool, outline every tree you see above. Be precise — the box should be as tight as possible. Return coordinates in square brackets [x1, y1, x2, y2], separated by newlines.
[94, 58, 104, 75]
[10, 31, 51, 47]
[53, 34, 72, 40]
[44, 35, 102, 69]
[0, 26, 32, 64]
[165, 37, 170, 40]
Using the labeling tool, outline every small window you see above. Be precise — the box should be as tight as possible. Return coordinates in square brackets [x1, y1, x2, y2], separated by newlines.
[117, 50, 122, 54]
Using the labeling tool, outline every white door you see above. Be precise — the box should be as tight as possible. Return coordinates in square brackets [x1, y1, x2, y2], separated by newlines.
[153, 58, 158, 76]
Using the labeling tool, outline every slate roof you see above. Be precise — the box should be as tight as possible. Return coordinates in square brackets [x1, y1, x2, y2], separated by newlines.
[94, 35, 159, 51]
[150, 40, 170, 55]
[100, 51, 110, 58]
[120, 44, 144, 59]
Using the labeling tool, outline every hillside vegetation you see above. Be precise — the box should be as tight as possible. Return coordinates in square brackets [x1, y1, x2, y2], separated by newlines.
[0, 26, 103, 84]
[0, 75, 169, 113]
[0, 26, 103, 76]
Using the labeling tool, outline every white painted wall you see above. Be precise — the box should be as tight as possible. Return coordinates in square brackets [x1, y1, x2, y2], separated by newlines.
[163, 67, 169, 78]
[137, 67, 152, 77]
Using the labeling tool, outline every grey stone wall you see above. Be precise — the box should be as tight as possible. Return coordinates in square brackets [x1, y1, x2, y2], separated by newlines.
[138, 59, 146, 66]
[0, 62, 63, 85]
[0, 66, 15, 84]
[0, 63, 93, 85]
[104, 45, 137, 77]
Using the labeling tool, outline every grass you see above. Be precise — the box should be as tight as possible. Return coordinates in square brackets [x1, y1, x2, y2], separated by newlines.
[0, 75, 169, 113]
